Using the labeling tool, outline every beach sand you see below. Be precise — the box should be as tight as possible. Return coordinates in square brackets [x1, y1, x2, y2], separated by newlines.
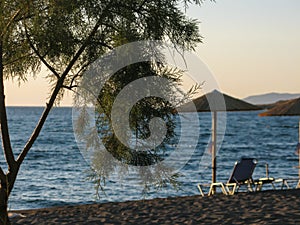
[10, 189, 300, 224]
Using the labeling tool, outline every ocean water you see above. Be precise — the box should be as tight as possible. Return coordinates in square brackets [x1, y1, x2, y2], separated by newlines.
[1, 107, 299, 210]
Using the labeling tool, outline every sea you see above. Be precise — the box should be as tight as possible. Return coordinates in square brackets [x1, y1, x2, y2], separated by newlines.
[1, 107, 299, 210]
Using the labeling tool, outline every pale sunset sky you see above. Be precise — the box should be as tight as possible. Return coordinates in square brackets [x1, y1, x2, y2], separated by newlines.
[5, 0, 300, 106]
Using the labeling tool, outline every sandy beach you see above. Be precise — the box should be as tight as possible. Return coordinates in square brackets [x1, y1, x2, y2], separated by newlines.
[9, 189, 300, 224]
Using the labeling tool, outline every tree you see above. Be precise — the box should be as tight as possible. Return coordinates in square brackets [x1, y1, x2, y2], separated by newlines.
[88, 62, 188, 195]
[0, 1, 41, 223]
[0, 0, 204, 224]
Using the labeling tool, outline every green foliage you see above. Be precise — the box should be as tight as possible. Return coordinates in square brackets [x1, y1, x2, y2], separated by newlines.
[76, 1, 204, 195]
[89, 52, 203, 195]
[96, 62, 181, 165]
[0, 0, 40, 82]
[4, 0, 199, 105]
[1, 0, 206, 85]
[1, 0, 206, 202]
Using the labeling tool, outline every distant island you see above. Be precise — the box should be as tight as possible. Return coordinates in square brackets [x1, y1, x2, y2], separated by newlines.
[244, 93, 300, 105]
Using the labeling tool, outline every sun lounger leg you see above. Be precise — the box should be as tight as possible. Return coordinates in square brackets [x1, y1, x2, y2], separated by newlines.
[197, 184, 205, 196]
[248, 184, 253, 192]
[220, 184, 227, 195]
[271, 182, 276, 190]
[281, 180, 284, 190]
[284, 180, 290, 189]
[208, 183, 228, 196]
[208, 184, 215, 196]
[275, 179, 300, 190]
[278, 179, 289, 190]
[225, 184, 237, 195]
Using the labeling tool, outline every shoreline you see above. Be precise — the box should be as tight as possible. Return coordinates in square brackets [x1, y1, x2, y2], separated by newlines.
[10, 189, 300, 224]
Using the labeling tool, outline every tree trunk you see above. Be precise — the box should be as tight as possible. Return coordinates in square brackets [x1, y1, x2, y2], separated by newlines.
[0, 41, 11, 225]
[0, 184, 10, 225]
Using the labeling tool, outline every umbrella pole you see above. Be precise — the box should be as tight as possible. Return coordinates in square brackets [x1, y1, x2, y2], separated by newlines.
[212, 111, 217, 193]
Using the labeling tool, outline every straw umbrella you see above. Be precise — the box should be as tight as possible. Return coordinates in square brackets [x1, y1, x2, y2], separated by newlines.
[259, 97, 300, 185]
[181, 90, 261, 187]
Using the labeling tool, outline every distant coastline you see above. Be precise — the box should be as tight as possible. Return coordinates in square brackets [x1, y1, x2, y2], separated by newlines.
[244, 92, 300, 105]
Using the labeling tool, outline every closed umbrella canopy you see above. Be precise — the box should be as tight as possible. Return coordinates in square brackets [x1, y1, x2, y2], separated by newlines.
[192, 90, 261, 112]
[181, 90, 261, 188]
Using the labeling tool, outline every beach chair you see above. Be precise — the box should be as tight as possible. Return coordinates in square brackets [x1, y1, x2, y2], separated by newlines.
[207, 157, 258, 195]
[253, 163, 276, 191]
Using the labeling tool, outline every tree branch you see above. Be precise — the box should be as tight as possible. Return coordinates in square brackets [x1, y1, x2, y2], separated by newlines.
[0, 9, 21, 38]
[17, 17, 105, 165]
[69, 64, 87, 86]
[94, 41, 113, 50]
[24, 26, 61, 79]
[0, 167, 6, 183]
[62, 85, 78, 90]
[0, 41, 16, 170]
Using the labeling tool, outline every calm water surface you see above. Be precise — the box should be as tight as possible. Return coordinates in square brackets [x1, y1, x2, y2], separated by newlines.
[1, 107, 299, 210]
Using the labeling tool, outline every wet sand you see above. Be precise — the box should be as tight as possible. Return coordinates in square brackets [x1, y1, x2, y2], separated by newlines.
[10, 189, 300, 224]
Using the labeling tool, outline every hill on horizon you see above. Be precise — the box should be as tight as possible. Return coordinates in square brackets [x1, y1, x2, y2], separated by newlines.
[244, 92, 300, 105]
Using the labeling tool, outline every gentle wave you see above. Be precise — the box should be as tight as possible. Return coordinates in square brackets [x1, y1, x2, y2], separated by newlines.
[2, 107, 299, 210]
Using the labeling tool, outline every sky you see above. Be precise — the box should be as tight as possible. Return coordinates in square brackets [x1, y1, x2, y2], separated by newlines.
[189, 0, 300, 99]
[5, 0, 300, 106]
